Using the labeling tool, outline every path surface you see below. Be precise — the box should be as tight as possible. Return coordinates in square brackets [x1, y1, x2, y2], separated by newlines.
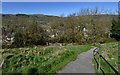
[58, 47, 96, 73]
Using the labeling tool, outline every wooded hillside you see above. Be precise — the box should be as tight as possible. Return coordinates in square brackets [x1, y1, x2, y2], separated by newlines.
[2, 12, 118, 48]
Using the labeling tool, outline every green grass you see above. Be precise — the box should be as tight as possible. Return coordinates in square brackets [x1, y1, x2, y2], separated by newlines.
[0, 50, 3, 75]
[2, 44, 92, 74]
[92, 42, 119, 74]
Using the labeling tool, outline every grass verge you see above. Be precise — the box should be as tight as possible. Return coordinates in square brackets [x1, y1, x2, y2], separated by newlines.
[1, 44, 92, 74]
[92, 42, 119, 74]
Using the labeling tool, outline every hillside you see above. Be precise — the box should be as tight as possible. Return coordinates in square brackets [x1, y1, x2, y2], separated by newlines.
[1, 14, 118, 48]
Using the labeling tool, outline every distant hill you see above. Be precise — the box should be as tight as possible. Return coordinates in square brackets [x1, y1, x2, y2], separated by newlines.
[2, 14, 60, 24]
[2, 14, 118, 23]
[2, 14, 118, 21]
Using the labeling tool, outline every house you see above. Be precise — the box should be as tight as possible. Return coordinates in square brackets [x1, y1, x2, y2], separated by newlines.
[83, 27, 88, 37]
[2, 30, 15, 47]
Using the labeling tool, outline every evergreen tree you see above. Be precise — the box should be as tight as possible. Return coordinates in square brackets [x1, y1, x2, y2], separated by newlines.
[110, 19, 120, 41]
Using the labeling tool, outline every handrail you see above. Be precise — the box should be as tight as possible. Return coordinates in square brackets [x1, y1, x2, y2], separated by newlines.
[99, 55, 119, 75]
[0, 59, 4, 69]
[94, 56, 105, 75]
[93, 48, 120, 75]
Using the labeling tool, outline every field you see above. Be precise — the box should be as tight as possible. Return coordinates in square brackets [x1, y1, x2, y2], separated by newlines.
[93, 42, 119, 74]
[1, 44, 92, 74]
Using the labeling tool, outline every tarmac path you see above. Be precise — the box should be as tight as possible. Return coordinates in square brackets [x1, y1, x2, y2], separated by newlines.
[58, 47, 96, 73]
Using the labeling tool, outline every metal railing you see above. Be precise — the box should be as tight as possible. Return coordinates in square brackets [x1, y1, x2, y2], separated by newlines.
[93, 48, 120, 75]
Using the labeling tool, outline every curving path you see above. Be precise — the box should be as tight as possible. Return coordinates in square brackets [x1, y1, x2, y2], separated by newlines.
[57, 47, 97, 73]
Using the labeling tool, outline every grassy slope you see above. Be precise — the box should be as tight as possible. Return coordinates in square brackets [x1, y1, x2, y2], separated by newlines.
[2, 44, 92, 74]
[0, 51, 2, 65]
[92, 42, 119, 74]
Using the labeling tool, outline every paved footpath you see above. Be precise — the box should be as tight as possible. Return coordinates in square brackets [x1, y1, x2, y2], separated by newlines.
[58, 47, 96, 73]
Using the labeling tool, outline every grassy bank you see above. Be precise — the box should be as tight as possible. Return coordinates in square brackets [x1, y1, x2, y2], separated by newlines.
[92, 42, 119, 74]
[1, 44, 92, 74]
